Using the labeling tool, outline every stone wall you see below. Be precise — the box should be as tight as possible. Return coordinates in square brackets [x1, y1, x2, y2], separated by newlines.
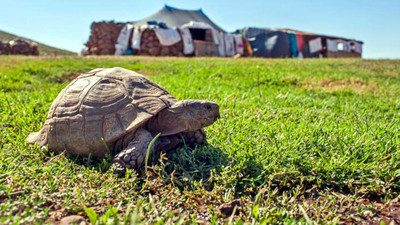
[85, 21, 124, 55]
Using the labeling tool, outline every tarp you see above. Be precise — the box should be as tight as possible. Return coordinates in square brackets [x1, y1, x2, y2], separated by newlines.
[242, 27, 275, 39]
[354, 42, 362, 54]
[224, 34, 235, 56]
[234, 35, 244, 55]
[248, 31, 291, 58]
[130, 5, 225, 33]
[300, 35, 322, 58]
[131, 27, 142, 50]
[309, 37, 322, 54]
[115, 24, 134, 55]
[214, 31, 225, 56]
[153, 28, 181, 46]
[178, 27, 194, 55]
[326, 39, 338, 52]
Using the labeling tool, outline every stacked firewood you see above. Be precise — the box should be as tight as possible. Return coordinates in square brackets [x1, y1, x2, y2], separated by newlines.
[139, 29, 184, 56]
[85, 21, 124, 55]
[0, 39, 39, 55]
[242, 37, 253, 57]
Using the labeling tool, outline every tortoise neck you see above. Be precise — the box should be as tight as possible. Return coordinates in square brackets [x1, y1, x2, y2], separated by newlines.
[146, 105, 188, 136]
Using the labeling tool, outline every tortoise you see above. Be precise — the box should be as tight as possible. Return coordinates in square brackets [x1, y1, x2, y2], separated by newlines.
[27, 67, 220, 174]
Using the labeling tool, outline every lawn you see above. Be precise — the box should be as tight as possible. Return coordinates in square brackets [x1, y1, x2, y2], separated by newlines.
[0, 56, 399, 224]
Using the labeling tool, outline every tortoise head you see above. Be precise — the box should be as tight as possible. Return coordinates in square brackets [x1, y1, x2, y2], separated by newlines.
[148, 99, 220, 136]
[175, 99, 220, 130]
[147, 100, 220, 136]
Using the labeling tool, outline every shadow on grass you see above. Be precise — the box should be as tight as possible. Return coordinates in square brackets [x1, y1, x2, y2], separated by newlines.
[65, 143, 231, 189]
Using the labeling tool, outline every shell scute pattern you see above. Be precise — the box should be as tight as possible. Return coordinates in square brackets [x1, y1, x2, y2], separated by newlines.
[37, 67, 178, 157]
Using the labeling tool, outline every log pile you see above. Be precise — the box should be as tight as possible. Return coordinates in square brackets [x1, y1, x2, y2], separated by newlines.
[242, 37, 253, 57]
[0, 39, 39, 55]
[85, 21, 124, 55]
[138, 29, 184, 57]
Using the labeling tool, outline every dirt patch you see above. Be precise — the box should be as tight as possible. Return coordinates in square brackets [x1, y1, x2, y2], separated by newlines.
[298, 194, 400, 224]
[299, 77, 377, 94]
[68, 72, 82, 81]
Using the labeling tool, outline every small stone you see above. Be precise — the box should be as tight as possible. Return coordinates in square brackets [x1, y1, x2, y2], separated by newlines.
[59, 215, 86, 225]
[219, 199, 242, 216]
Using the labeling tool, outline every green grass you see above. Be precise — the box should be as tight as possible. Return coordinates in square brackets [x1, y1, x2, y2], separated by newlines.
[0, 30, 76, 56]
[0, 56, 399, 224]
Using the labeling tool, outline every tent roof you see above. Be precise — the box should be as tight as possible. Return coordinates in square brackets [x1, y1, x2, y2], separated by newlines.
[130, 5, 226, 33]
[242, 27, 363, 44]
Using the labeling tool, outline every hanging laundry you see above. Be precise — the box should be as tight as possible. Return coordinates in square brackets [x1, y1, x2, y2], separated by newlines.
[115, 24, 134, 55]
[309, 37, 322, 54]
[326, 39, 338, 52]
[296, 34, 304, 52]
[131, 27, 142, 50]
[344, 41, 351, 52]
[224, 34, 235, 57]
[288, 33, 298, 57]
[178, 28, 194, 55]
[354, 42, 362, 54]
[234, 35, 244, 55]
[153, 28, 182, 46]
[213, 31, 225, 56]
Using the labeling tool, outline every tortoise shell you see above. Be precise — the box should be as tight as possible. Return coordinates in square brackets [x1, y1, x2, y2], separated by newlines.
[38, 67, 177, 157]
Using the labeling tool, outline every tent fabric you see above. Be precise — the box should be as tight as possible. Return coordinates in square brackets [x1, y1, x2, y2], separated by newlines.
[181, 21, 213, 30]
[131, 27, 142, 50]
[214, 31, 225, 56]
[153, 28, 181, 46]
[248, 31, 291, 58]
[224, 34, 235, 56]
[115, 24, 134, 55]
[178, 28, 194, 55]
[130, 5, 225, 33]
[234, 35, 244, 55]
[288, 32, 298, 57]
[181, 21, 219, 44]
[242, 27, 276, 38]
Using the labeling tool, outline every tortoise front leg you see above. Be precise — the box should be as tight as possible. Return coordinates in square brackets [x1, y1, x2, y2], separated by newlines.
[112, 128, 154, 175]
[112, 128, 182, 176]
[181, 129, 207, 145]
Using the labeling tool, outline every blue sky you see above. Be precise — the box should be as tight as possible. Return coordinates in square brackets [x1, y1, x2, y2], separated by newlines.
[1, 0, 399, 58]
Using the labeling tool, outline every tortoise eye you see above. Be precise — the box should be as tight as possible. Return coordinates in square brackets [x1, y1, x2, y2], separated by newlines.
[205, 104, 212, 110]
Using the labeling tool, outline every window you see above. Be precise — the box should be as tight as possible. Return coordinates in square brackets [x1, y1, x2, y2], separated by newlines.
[337, 42, 344, 51]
